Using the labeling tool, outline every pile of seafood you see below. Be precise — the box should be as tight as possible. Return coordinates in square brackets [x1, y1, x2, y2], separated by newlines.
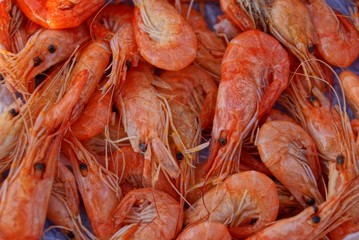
[0, 0, 359, 239]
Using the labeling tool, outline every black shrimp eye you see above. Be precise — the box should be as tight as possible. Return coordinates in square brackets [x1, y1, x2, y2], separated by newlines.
[79, 162, 87, 171]
[33, 56, 43, 66]
[309, 95, 317, 103]
[336, 154, 344, 165]
[312, 215, 321, 224]
[34, 162, 46, 172]
[126, 60, 132, 69]
[67, 231, 75, 239]
[8, 108, 18, 117]
[139, 143, 147, 153]
[48, 44, 56, 53]
[176, 152, 184, 161]
[219, 138, 227, 147]
[304, 196, 315, 206]
[0, 73, 4, 81]
[308, 44, 315, 53]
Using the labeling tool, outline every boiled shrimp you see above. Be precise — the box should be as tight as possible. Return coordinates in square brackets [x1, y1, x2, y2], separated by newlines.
[219, 0, 256, 31]
[0, 0, 11, 50]
[206, 29, 289, 179]
[47, 162, 94, 239]
[132, 0, 197, 71]
[64, 135, 122, 239]
[177, 222, 231, 240]
[14, 0, 105, 29]
[115, 63, 180, 186]
[185, 171, 279, 239]
[247, 177, 359, 240]
[303, 0, 359, 67]
[257, 120, 323, 206]
[0, 25, 89, 93]
[111, 188, 183, 240]
[89, 3, 139, 91]
[0, 133, 62, 239]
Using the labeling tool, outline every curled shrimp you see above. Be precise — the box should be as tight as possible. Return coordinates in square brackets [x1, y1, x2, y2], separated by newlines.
[0, 25, 89, 93]
[219, 0, 256, 31]
[111, 188, 183, 240]
[303, 0, 359, 67]
[71, 88, 112, 141]
[206, 29, 289, 179]
[116, 63, 180, 184]
[132, 0, 197, 71]
[0, 133, 62, 239]
[340, 70, 359, 118]
[185, 171, 279, 239]
[64, 135, 122, 239]
[257, 120, 323, 206]
[14, 0, 105, 29]
[177, 222, 231, 240]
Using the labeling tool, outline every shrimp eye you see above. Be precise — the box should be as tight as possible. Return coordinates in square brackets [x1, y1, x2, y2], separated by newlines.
[0, 73, 4, 81]
[67, 231, 75, 239]
[48, 44, 56, 53]
[219, 138, 227, 147]
[126, 60, 132, 69]
[308, 44, 315, 53]
[303, 195, 315, 206]
[33, 56, 43, 66]
[139, 143, 147, 153]
[309, 95, 316, 103]
[79, 163, 88, 177]
[8, 108, 18, 117]
[34, 162, 46, 172]
[336, 154, 344, 165]
[176, 152, 184, 161]
[311, 215, 321, 224]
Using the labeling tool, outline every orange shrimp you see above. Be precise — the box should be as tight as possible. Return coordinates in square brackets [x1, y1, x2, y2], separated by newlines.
[206, 29, 289, 179]
[47, 162, 94, 239]
[303, 0, 359, 67]
[247, 177, 359, 240]
[89, 3, 140, 91]
[0, 25, 89, 93]
[181, 6, 226, 78]
[116, 63, 180, 184]
[219, 0, 256, 31]
[257, 120, 323, 206]
[132, 0, 197, 71]
[71, 88, 112, 141]
[340, 70, 359, 118]
[185, 171, 279, 239]
[265, 108, 297, 124]
[111, 188, 183, 240]
[0, 133, 62, 239]
[276, 181, 303, 219]
[177, 222, 231, 240]
[64, 135, 122, 239]
[0, 0, 11, 50]
[14, 0, 104, 29]
[9, 3, 28, 53]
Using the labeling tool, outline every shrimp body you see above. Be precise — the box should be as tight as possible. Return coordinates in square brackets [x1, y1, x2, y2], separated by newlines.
[219, 0, 256, 31]
[0, 0, 11, 50]
[0, 25, 89, 93]
[133, 0, 197, 71]
[71, 88, 111, 141]
[340, 70, 359, 118]
[185, 171, 279, 239]
[112, 188, 183, 240]
[14, 0, 104, 29]
[206, 29, 289, 178]
[303, 0, 359, 67]
[0, 135, 61, 239]
[177, 222, 231, 240]
[257, 120, 323, 206]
